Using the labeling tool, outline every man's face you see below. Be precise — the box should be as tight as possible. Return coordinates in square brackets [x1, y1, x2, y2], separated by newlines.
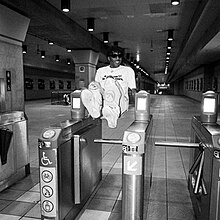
[108, 52, 123, 68]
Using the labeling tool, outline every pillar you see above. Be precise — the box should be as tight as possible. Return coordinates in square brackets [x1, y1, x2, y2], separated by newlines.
[0, 4, 30, 112]
[71, 50, 99, 89]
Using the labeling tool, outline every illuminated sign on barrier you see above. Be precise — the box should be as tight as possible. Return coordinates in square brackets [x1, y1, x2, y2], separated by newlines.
[203, 98, 215, 113]
[137, 98, 147, 111]
[70, 90, 86, 119]
[201, 91, 218, 123]
[72, 98, 81, 109]
[124, 155, 142, 175]
[135, 90, 150, 121]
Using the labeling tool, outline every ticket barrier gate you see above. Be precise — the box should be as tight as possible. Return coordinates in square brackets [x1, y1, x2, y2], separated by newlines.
[0, 111, 29, 192]
[188, 116, 220, 220]
[38, 91, 102, 220]
[155, 121, 220, 220]
[154, 91, 220, 220]
[95, 90, 154, 220]
[95, 116, 154, 220]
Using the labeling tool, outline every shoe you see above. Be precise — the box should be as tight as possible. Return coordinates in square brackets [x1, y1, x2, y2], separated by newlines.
[102, 105, 120, 128]
[103, 77, 122, 107]
[88, 81, 103, 105]
[102, 78, 122, 128]
[81, 88, 101, 118]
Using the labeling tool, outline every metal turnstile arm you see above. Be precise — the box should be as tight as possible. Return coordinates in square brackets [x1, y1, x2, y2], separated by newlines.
[94, 139, 122, 144]
[189, 150, 204, 174]
[194, 151, 205, 194]
[155, 141, 200, 149]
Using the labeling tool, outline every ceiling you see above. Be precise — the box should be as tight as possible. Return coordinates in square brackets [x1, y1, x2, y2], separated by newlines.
[1, 0, 220, 84]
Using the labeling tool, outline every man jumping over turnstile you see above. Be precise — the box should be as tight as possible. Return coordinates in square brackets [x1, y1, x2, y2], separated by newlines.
[81, 46, 136, 128]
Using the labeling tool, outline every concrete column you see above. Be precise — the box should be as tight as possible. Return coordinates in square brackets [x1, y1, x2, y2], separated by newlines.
[71, 50, 99, 89]
[0, 4, 30, 112]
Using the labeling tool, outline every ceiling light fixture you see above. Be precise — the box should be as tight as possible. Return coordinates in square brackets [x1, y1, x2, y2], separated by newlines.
[171, 0, 180, 6]
[103, 32, 109, 44]
[67, 49, 72, 52]
[166, 49, 171, 55]
[136, 53, 140, 62]
[61, 0, 70, 12]
[41, 51, 45, 59]
[48, 40, 54, 45]
[168, 30, 174, 41]
[67, 58, 71, 65]
[22, 45, 27, 54]
[55, 55, 60, 62]
[165, 67, 168, 75]
[87, 18, 95, 32]
[167, 41, 172, 49]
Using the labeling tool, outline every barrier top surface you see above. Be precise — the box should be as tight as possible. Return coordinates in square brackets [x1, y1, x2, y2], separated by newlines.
[193, 116, 220, 136]
[127, 115, 152, 132]
[49, 118, 81, 129]
[0, 111, 26, 125]
[39, 117, 100, 143]
[192, 116, 220, 149]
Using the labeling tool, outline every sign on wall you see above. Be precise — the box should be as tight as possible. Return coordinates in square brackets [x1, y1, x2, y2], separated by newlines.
[6, 71, 11, 91]
[79, 66, 85, 72]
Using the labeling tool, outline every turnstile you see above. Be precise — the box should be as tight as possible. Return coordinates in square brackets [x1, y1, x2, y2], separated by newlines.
[0, 111, 29, 192]
[95, 90, 154, 220]
[154, 91, 220, 220]
[122, 115, 154, 220]
[38, 117, 102, 220]
[188, 116, 220, 220]
[94, 115, 154, 220]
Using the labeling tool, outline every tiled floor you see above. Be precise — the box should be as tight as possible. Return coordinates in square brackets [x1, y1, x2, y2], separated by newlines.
[0, 95, 201, 219]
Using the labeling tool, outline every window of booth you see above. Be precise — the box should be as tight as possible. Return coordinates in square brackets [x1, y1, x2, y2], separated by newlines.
[200, 78, 203, 91]
[59, 80, 64, 89]
[25, 78, 33, 90]
[38, 79, 45, 90]
[67, 81, 71, 89]
[50, 80, 55, 90]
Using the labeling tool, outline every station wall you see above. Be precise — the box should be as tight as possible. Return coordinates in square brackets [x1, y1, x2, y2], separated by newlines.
[179, 61, 220, 103]
[24, 66, 75, 100]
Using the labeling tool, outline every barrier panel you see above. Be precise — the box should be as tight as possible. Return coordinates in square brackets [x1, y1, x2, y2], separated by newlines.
[0, 111, 29, 192]
[39, 91, 102, 220]
[39, 117, 102, 220]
